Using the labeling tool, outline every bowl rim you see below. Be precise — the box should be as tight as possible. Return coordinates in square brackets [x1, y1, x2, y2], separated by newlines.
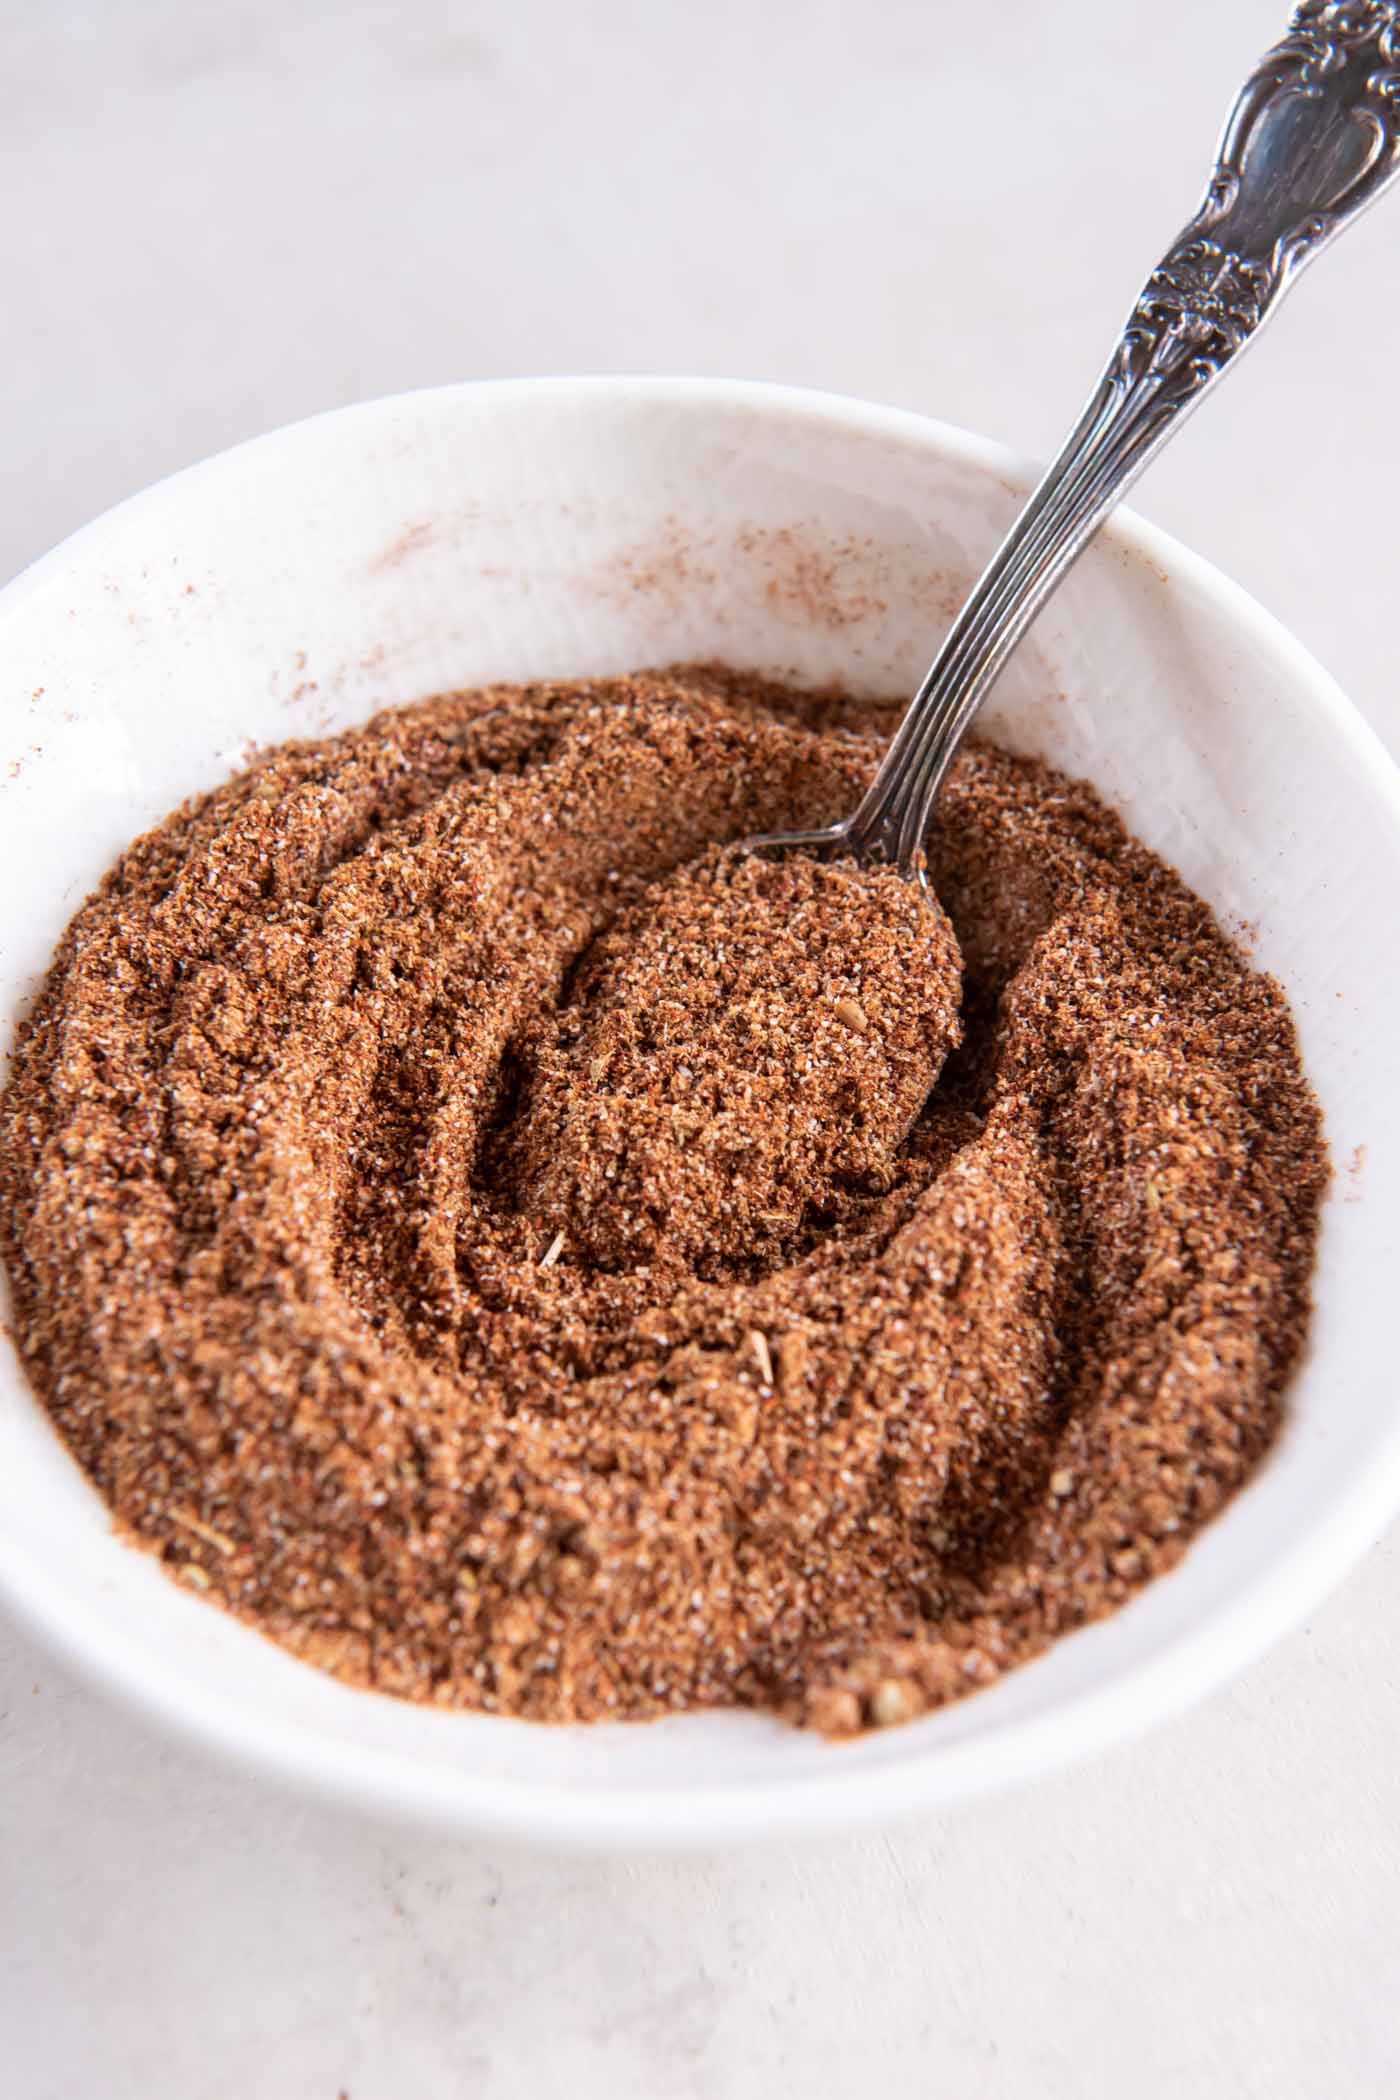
[3, 373, 1400, 1850]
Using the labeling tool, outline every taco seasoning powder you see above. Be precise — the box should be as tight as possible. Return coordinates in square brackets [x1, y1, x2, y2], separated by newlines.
[0, 666, 1326, 1732]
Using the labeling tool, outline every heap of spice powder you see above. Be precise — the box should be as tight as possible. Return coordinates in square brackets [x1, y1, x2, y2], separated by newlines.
[0, 665, 1327, 1732]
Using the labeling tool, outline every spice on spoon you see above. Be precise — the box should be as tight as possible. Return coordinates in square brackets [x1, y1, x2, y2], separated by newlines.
[515, 843, 962, 1274]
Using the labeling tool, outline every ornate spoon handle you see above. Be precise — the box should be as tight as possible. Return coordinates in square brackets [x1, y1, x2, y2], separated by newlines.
[855, 0, 1400, 873]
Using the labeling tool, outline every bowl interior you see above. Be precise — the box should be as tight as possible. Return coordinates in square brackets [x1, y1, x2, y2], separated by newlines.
[2, 380, 1398, 1844]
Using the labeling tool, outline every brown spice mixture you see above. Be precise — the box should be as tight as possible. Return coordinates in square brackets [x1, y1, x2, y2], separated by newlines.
[0, 666, 1327, 1732]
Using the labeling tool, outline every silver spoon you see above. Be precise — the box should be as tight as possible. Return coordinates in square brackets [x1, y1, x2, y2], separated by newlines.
[751, 0, 1400, 878]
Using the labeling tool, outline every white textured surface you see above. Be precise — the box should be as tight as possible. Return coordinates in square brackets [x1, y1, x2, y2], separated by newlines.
[3, 2, 1400, 2094]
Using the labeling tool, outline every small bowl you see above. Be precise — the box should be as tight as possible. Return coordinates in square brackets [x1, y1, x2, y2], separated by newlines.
[2, 379, 1399, 1850]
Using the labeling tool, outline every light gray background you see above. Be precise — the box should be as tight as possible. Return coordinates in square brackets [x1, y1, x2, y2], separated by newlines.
[3, 3, 1398, 2096]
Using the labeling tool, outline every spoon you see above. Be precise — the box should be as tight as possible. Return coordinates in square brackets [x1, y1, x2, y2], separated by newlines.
[751, 0, 1400, 878]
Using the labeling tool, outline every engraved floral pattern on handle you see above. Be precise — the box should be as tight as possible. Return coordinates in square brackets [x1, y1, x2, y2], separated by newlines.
[1113, 0, 1400, 417]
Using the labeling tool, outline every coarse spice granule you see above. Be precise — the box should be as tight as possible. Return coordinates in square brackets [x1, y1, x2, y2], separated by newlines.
[0, 665, 1327, 1732]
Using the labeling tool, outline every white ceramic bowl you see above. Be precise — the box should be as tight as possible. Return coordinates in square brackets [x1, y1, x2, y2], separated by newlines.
[2, 379, 1399, 1849]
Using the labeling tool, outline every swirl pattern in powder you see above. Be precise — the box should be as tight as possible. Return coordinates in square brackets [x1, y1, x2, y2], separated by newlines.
[0, 667, 1326, 1732]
